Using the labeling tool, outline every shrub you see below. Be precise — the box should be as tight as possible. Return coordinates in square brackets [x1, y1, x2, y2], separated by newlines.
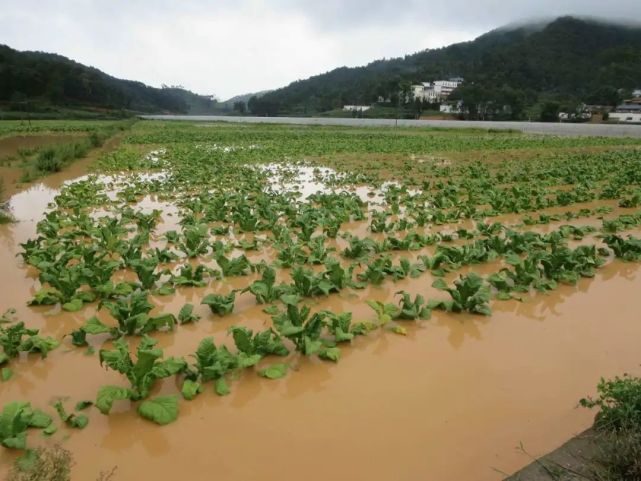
[581, 375, 641, 480]
[580, 375, 641, 430]
[35, 140, 91, 174]
[35, 148, 63, 173]
[88, 131, 104, 147]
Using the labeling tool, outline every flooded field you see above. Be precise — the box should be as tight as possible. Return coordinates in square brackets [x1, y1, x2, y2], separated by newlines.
[0, 134, 86, 160]
[1, 120, 641, 481]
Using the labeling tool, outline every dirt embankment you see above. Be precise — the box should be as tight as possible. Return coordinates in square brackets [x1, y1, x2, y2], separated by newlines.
[505, 429, 600, 481]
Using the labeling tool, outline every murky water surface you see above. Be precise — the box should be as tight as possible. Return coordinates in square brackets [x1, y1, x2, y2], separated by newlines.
[1, 161, 641, 481]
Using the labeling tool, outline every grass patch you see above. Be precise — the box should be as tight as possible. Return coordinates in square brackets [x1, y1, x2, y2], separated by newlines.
[0, 211, 12, 224]
[581, 374, 641, 480]
[16, 119, 135, 180]
[0, 178, 12, 223]
[591, 428, 641, 480]
[35, 141, 90, 173]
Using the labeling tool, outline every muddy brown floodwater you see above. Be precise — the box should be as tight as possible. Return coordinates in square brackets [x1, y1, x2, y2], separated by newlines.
[0, 134, 86, 159]
[1, 167, 641, 481]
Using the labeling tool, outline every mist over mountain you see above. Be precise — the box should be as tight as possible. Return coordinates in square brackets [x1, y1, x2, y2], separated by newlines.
[247, 16, 641, 118]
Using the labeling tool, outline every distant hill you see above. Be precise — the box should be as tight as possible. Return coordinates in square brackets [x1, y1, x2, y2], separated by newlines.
[0, 44, 218, 115]
[250, 17, 641, 119]
[223, 90, 272, 105]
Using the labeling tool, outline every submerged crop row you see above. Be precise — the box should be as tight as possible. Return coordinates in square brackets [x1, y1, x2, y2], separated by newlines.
[2, 121, 641, 469]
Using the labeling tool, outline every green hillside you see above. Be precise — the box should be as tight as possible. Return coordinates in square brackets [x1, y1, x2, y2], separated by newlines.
[0, 45, 217, 116]
[248, 17, 641, 119]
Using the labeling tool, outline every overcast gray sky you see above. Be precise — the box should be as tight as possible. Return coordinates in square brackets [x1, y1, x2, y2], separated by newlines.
[1, 0, 640, 100]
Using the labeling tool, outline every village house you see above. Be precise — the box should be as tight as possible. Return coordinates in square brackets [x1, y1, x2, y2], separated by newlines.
[610, 98, 641, 123]
[559, 103, 592, 121]
[439, 100, 464, 114]
[411, 78, 463, 103]
[342, 105, 371, 112]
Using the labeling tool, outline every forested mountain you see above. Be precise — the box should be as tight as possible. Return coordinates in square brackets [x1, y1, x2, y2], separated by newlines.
[249, 17, 641, 119]
[2, 16, 640, 119]
[0, 44, 217, 114]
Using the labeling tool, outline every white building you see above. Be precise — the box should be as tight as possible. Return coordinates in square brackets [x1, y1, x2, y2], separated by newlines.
[632, 89, 641, 97]
[433, 78, 464, 98]
[440, 101, 464, 114]
[410, 78, 463, 103]
[343, 105, 371, 112]
[610, 101, 641, 123]
[559, 104, 592, 121]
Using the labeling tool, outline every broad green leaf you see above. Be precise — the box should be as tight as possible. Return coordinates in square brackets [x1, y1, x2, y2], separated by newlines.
[280, 294, 301, 306]
[390, 325, 407, 336]
[258, 363, 288, 380]
[0, 402, 31, 449]
[178, 303, 199, 324]
[29, 410, 52, 429]
[15, 449, 37, 470]
[1, 367, 13, 382]
[319, 347, 341, 362]
[83, 316, 112, 335]
[62, 298, 84, 312]
[43, 423, 57, 436]
[137, 396, 178, 425]
[155, 285, 176, 296]
[3, 432, 27, 449]
[214, 378, 231, 396]
[96, 386, 133, 414]
[237, 353, 262, 369]
[75, 401, 93, 411]
[181, 379, 202, 401]
[69, 414, 88, 429]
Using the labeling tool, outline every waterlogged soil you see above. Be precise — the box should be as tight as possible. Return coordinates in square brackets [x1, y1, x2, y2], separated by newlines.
[2, 125, 641, 481]
[0, 134, 123, 201]
[0, 134, 86, 160]
[0, 120, 641, 481]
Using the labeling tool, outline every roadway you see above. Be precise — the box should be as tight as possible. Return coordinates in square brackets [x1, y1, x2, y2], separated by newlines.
[140, 115, 641, 138]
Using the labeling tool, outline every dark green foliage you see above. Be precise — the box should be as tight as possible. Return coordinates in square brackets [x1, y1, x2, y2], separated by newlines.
[201, 292, 236, 316]
[580, 375, 641, 480]
[0, 320, 59, 366]
[430, 273, 492, 316]
[249, 17, 641, 117]
[604, 235, 641, 261]
[97, 336, 186, 410]
[71, 291, 176, 341]
[242, 267, 293, 303]
[580, 375, 641, 431]
[0, 402, 53, 450]
[228, 326, 289, 357]
[0, 44, 216, 114]
[35, 142, 89, 174]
